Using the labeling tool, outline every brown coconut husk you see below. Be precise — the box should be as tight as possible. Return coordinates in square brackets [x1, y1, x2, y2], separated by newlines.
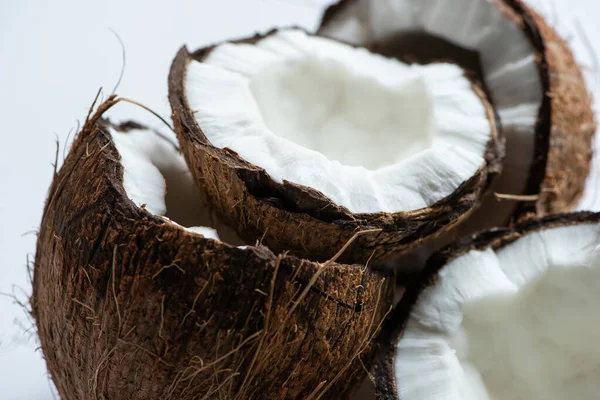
[31, 97, 394, 400]
[319, 0, 596, 221]
[168, 30, 503, 266]
[523, 4, 596, 215]
[373, 211, 600, 399]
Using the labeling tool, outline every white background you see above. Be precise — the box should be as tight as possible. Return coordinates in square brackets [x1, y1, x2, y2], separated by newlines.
[0, 0, 598, 398]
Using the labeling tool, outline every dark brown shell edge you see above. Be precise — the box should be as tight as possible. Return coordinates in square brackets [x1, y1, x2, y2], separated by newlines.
[318, 0, 596, 221]
[168, 29, 503, 265]
[31, 101, 394, 400]
[374, 211, 600, 399]
[513, 1, 596, 216]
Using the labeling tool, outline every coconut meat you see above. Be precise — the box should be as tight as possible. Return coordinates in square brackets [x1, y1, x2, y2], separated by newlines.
[185, 29, 493, 214]
[395, 222, 600, 399]
[110, 125, 244, 244]
[320, 0, 544, 223]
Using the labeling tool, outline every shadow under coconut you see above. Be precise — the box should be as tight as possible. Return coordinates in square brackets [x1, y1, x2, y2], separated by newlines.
[371, 31, 483, 78]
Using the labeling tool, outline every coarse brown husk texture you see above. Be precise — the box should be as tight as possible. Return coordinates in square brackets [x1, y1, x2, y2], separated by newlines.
[168, 31, 503, 266]
[522, 3, 596, 216]
[373, 211, 600, 399]
[319, 0, 596, 220]
[31, 100, 394, 400]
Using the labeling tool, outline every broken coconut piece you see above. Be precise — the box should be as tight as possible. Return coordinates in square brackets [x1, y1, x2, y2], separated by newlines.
[32, 100, 394, 400]
[319, 0, 595, 229]
[375, 211, 600, 400]
[169, 28, 501, 264]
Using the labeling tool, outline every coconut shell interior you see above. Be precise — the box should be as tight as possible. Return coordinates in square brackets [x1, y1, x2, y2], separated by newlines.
[168, 30, 503, 265]
[32, 100, 394, 400]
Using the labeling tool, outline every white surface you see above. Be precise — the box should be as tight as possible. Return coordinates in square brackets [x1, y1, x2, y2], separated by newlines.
[0, 0, 599, 399]
[190, 29, 490, 213]
[396, 223, 600, 400]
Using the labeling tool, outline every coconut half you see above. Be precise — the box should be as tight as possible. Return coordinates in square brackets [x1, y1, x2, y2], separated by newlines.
[169, 28, 501, 264]
[32, 100, 394, 400]
[319, 0, 595, 230]
[375, 212, 600, 400]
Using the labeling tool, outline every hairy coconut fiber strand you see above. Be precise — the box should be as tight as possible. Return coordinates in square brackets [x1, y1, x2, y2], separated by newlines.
[319, 0, 595, 227]
[375, 212, 600, 400]
[31, 99, 394, 400]
[169, 29, 502, 265]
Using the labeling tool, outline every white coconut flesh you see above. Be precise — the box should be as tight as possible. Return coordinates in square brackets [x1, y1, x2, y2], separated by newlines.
[320, 0, 544, 223]
[109, 125, 245, 245]
[185, 29, 493, 214]
[395, 222, 600, 400]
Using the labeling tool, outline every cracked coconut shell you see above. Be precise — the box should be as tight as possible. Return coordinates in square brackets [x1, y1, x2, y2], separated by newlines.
[31, 98, 394, 400]
[374, 211, 600, 399]
[168, 30, 502, 266]
[319, 0, 596, 220]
